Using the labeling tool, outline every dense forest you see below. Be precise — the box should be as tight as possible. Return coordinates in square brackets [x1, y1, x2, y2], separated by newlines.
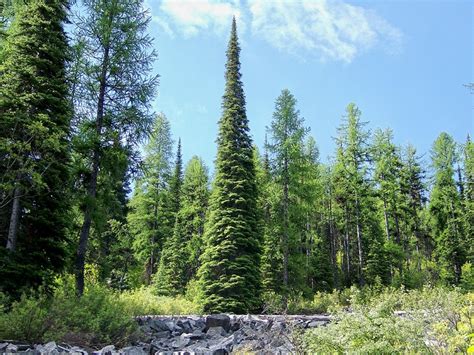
[0, 0, 472, 332]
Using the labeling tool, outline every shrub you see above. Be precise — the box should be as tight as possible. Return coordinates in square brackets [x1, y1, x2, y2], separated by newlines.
[0, 276, 200, 348]
[0, 290, 51, 343]
[461, 263, 474, 291]
[119, 286, 202, 316]
[304, 287, 473, 353]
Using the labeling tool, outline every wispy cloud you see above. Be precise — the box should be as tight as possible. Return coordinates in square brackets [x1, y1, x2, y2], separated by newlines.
[150, 0, 244, 37]
[147, 0, 402, 63]
[249, 0, 402, 63]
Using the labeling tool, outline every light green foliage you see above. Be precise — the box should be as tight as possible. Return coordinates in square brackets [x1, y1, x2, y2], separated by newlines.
[0, 277, 201, 347]
[127, 114, 174, 284]
[263, 89, 324, 300]
[304, 287, 473, 353]
[0, 278, 137, 347]
[462, 136, 474, 262]
[120, 287, 202, 315]
[429, 133, 466, 284]
[333, 103, 389, 286]
[372, 129, 405, 280]
[461, 263, 474, 291]
[198, 18, 261, 313]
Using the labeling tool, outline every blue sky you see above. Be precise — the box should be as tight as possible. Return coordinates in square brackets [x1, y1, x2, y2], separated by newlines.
[144, 0, 473, 169]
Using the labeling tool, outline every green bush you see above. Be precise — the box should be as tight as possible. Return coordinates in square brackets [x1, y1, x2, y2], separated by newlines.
[0, 276, 201, 348]
[304, 287, 473, 353]
[0, 278, 137, 347]
[461, 262, 474, 291]
[0, 291, 51, 343]
[120, 286, 202, 316]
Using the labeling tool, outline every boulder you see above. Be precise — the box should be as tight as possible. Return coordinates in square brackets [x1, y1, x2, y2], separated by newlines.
[205, 314, 230, 332]
[94, 344, 116, 355]
[206, 326, 227, 338]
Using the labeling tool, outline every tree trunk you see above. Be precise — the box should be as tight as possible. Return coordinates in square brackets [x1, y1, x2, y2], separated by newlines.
[6, 185, 21, 251]
[328, 194, 338, 287]
[343, 204, 351, 285]
[75, 43, 110, 296]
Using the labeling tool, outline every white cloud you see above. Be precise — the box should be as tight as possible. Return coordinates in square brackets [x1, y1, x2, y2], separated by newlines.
[147, 0, 402, 62]
[153, 0, 244, 37]
[249, 0, 403, 63]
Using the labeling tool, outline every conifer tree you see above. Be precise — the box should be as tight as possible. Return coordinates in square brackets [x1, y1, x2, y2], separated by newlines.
[0, 0, 71, 293]
[399, 145, 430, 275]
[169, 138, 183, 215]
[72, 0, 158, 295]
[154, 140, 185, 295]
[429, 133, 465, 284]
[463, 135, 474, 261]
[127, 114, 173, 284]
[333, 103, 389, 286]
[197, 18, 261, 313]
[264, 89, 311, 297]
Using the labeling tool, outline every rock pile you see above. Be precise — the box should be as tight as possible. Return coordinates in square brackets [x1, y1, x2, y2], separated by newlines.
[0, 314, 330, 354]
[137, 314, 330, 354]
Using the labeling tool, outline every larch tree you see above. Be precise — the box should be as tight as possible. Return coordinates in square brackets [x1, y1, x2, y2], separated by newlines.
[197, 18, 261, 313]
[0, 0, 71, 293]
[72, 0, 158, 295]
[333, 103, 389, 286]
[180, 157, 210, 285]
[462, 135, 473, 261]
[264, 89, 319, 300]
[399, 144, 429, 274]
[429, 132, 466, 284]
[127, 114, 173, 285]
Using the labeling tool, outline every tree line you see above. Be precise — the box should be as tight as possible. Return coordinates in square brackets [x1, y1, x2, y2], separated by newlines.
[0, 0, 472, 313]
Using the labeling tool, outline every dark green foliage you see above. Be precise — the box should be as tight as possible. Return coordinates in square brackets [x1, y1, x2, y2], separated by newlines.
[198, 18, 262, 313]
[0, 0, 71, 296]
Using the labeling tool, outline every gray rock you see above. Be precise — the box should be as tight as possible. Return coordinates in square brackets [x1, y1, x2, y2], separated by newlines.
[70, 346, 88, 355]
[94, 344, 116, 355]
[177, 320, 193, 334]
[154, 330, 171, 339]
[6, 343, 18, 352]
[119, 346, 148, 355]
[165, 321, 175, 331]
[306, 320, 328, 328]
[150, 319, 169, 332]
[0, 343, 9, 351]
[206, 326, 227, 338]
[209, 334, 233, 354]
[181, 329, 205, 340]
[205, 314, 230, 332]
[171, 336, 190, 349]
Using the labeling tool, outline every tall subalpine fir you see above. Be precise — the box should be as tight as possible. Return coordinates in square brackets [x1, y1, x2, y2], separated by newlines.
[0, 0, 71, 294]
[198, 18, 261, 313]
[169, 138, 183, 215]
[154, 139, 185, 295]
